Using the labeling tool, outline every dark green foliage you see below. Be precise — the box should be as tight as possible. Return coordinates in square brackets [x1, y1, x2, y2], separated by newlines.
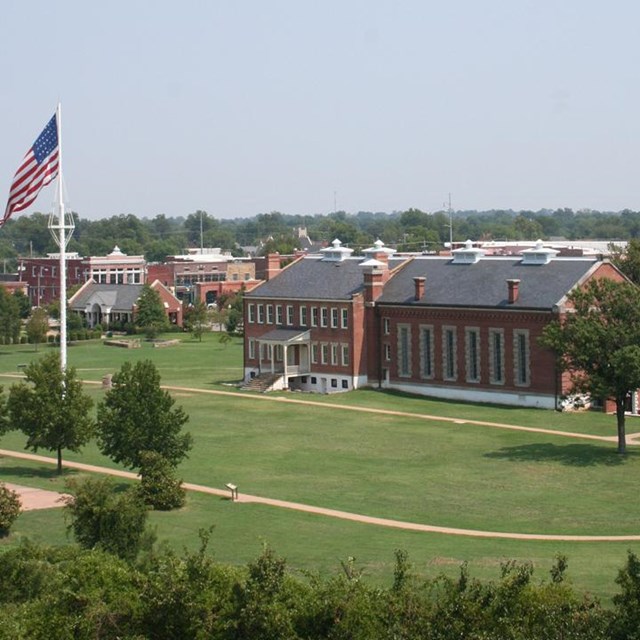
[610, 551, 640, 640]
[610, 238, 640, 285]
[7, 353, 94, 473]
[64, 476, 153, 561]
[0, 286, 21, 344]
[137, 450, 186, 510]
[0, 483, 21, 534]
[12, 289, 31, 319]
[135, 284, 168, 339]
[25, 307, 48, 350]
[183, 299, 208, 341]
[0, 541, 143, 639]
[96, 360, 192, 471]
[0, 542, 622, 639]
[540, 278, 640, 454]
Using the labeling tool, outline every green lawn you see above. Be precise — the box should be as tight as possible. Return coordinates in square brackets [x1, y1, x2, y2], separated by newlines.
[0, 333, 638, 603]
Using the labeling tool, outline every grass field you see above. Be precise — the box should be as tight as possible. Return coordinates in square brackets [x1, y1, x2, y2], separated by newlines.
[0, 333, 639, 602]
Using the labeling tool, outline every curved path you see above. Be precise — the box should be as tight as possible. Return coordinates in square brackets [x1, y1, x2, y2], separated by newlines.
[2, 447, 640, 542]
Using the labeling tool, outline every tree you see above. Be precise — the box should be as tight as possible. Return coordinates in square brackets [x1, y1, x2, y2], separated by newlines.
[135, 284, 168, 339]
[64, 476, 152, 561]
[540, 278, 640, 454]
[610, 239, 640, 285]
[25, 307, 49, 351]
[12, 289, 31, 319]
[0, 483, 21, 535]
[0, 287, 21, 344]
[96, 360, 192, 471]
[137, 450, 186, 510]
[7, 353, 94, 473]
[184, 299, 209, 342]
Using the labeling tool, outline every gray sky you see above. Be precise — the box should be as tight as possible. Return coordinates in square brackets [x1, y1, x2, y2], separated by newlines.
[2, 1, 639, 220]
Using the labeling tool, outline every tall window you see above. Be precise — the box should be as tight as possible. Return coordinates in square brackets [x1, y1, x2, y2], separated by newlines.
[321, 307, 328, 327]
[287, 305, 294, 325]
[514, 330, 530, 386]
[331, 308, 339, 328]
[248, 339, 255, 359]
[384, 343, 391, 361]
[321, 343, 329, 364]
[398, 324, 411, 377]
[276, 305, 283, 325]
[257, 304, 265, 324]
[383, 318, 390, 335]
[420, 325, 434, 379]
[341, 344, 349, 366]
[300, 306, 308, 326]
[465, 328, 481, 383]
[331, 343, 338, 365]
[489, 329, 505, 384]
[311, 307, 318, 327]
[266, 304, 274, 324]
[248, 304, 256, 324]
[443, 327, 457, 381]
[311, 343, 318, 363]
[341, 308, 348, 329]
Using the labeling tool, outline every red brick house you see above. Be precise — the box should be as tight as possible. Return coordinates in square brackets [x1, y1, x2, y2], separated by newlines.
[243, 239, 626, 409]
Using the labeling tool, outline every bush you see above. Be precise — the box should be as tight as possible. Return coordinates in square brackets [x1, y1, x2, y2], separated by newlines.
[137, 451, 186, 511]
[64, 477, 153, 561]
[0, 484, 21, 535]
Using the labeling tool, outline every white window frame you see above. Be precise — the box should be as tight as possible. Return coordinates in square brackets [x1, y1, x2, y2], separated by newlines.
[321, 307, 328, 328]
[275, 304, 283, 325]
[300, 306, 308, 327]
[266, 304, 274, 324]
[331, 307, 339, 328]
[341, 308, 348, 329]
[287, 305, 294, 325]
[248, 303, 256, 324]
[257, 304, 265, 324]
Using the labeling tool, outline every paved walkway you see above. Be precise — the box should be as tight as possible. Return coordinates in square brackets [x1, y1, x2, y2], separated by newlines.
[2, 448, 640, 542]
[4, 482, 71, 511]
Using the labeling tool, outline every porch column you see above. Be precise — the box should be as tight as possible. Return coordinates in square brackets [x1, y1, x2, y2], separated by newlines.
[283, 344, 288, 387]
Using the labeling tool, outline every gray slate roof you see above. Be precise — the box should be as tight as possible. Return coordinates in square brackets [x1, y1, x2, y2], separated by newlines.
[378, 257, 599, 309]
[247, 256, 407, 300]
[70, 283, 144, 312]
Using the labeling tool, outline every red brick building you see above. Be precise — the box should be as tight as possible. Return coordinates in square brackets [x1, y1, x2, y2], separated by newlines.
[243, 239, 626, 409]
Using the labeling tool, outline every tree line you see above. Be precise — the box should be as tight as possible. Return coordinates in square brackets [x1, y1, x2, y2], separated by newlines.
[1, 533, 640, 639]
[1, 207, 640, 267]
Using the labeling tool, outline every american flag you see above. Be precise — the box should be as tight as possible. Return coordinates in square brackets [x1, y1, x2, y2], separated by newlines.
[3, 114, 59, 226]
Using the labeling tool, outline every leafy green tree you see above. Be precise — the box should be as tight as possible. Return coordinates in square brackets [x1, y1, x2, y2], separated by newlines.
[135, 284, 168, 339]
[0, 483, 21, 535]
[0, 287, 21, 344]
[137, 450, 186, 510]
[540, 278, 640, 454]
[25, 307, 49, 351]
[12, 289, 31, 319]
[64, 476, 152, 561]
[7, 353, 94, 473]
[184, 299, 209, 341]
[610, 239, 640, 285]
[96, 360, 192, 471]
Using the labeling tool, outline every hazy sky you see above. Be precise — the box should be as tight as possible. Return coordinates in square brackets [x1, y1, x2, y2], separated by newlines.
[2, 1, 639, 220]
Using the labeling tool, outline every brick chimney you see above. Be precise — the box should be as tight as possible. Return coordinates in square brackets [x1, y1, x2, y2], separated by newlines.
[414, 276, 426, 301]
[506, 279, 520, 304]
[265, 252, 281, 281]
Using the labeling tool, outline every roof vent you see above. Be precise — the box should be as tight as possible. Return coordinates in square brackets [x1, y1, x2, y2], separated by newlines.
[320, 238, 354, 262]
[520, 240, 559, 265]
[451, 239, 485, 264]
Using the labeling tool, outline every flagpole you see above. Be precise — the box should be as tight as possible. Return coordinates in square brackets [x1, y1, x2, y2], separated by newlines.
[48, 103, 74, 373]
[56, 104, 67, 371]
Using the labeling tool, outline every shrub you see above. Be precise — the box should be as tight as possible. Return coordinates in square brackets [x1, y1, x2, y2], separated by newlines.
[137, 451, 186, 511]
[64, 476, 153, 561]
[0, 483, 21, 535]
